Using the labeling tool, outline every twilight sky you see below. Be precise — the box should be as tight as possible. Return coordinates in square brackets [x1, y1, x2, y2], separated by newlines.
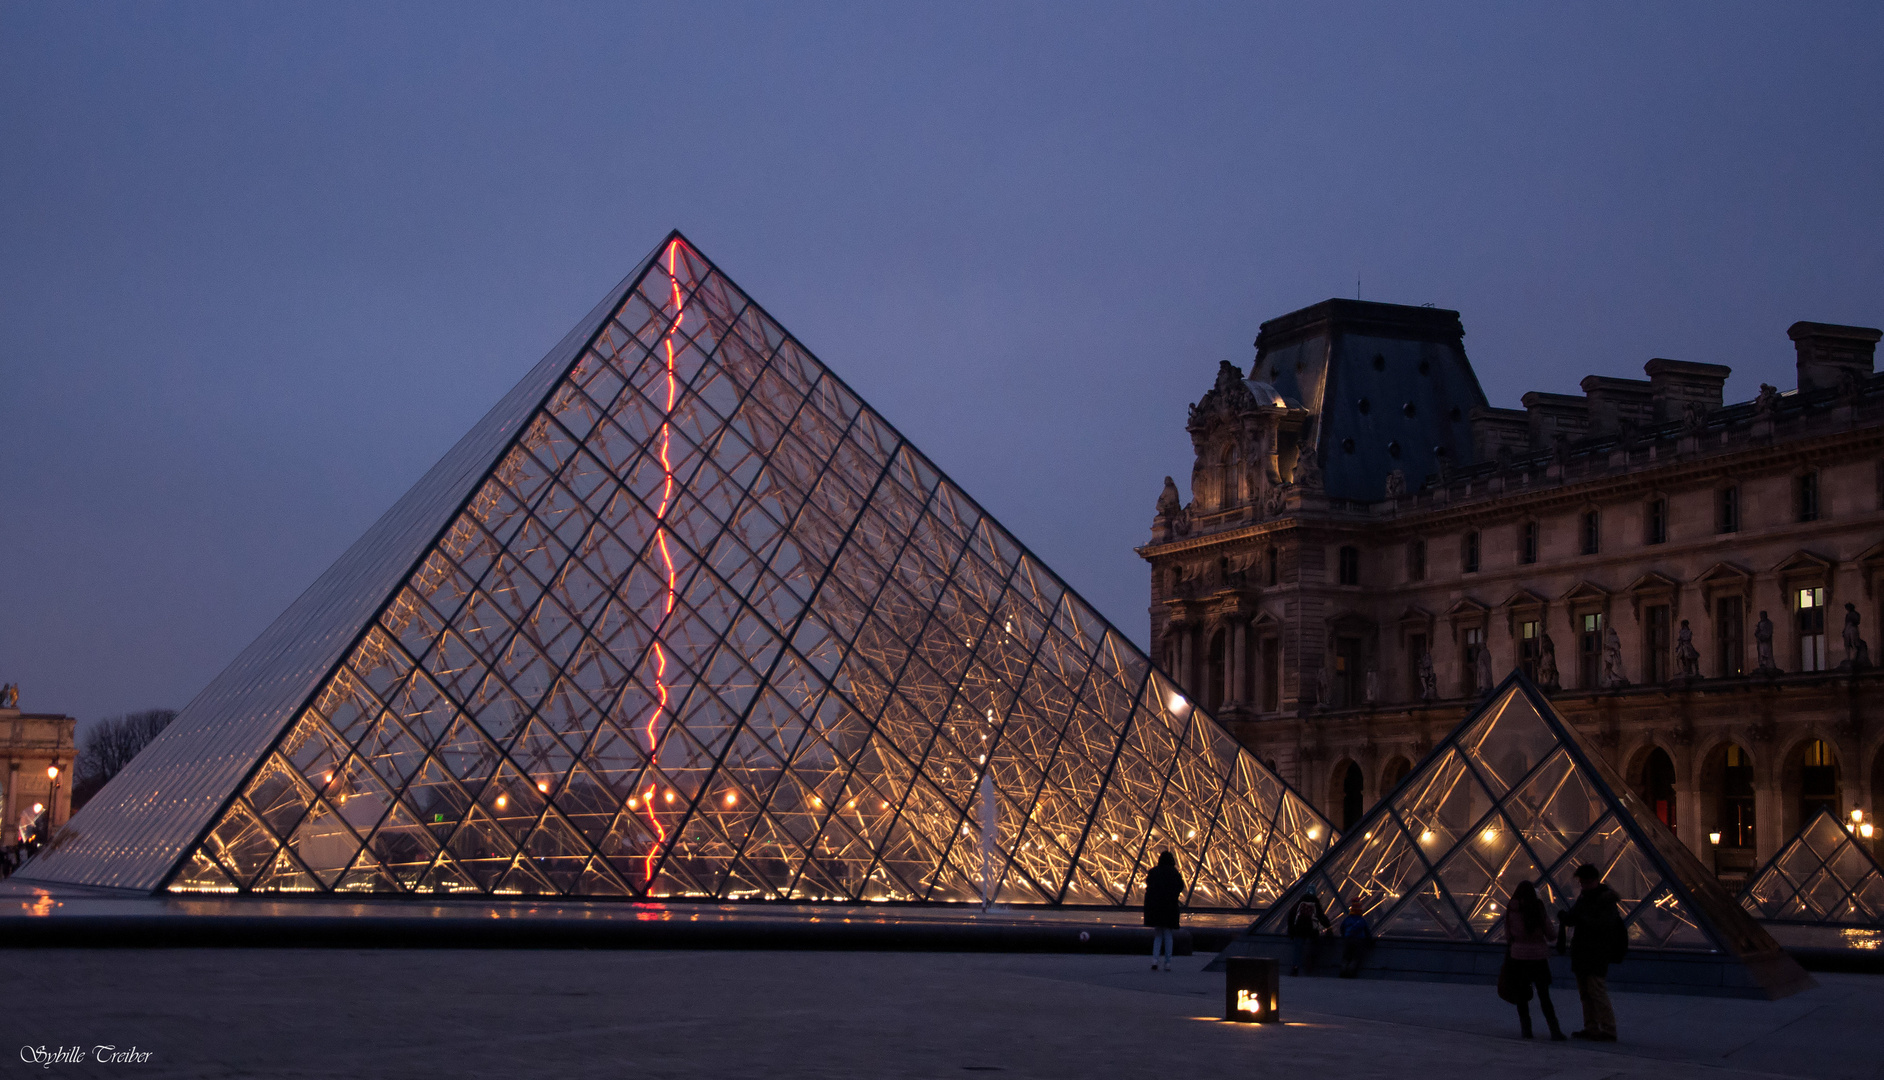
[3, 3, 1881, 733]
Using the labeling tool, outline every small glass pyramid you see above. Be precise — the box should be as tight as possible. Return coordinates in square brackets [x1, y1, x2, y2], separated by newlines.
[31, 233, 1332, 905]
[1741, 808, 1884, 927]
[1251, 673, 1772, 953]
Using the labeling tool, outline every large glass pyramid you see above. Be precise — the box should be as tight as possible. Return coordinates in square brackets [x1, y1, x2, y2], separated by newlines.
[26, 233, 1332, 907]
[1741, 808, 1884, 927]
[1246, 674, 1783, 960]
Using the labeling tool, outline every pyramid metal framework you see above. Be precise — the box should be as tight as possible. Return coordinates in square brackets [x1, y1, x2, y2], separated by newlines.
[27, 232, 1333, 908]
[1740, 808, 1884, 927]
[1248, 674, 1779, 957]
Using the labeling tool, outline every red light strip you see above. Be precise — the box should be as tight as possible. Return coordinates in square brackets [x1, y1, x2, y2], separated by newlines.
[640, 238, 686, 883]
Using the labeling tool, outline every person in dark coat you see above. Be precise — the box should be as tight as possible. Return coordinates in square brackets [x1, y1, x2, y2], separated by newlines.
[1285, 893, 1332, 975]
[1558, 863, 1621, 1042]
[1504, 880, 1565, 1040]
[1336, 899, 1372, 977]
[1144, 850, 1184, 971]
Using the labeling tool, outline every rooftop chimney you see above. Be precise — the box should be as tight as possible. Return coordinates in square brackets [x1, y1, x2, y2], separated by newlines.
[1789, 322, 1880, 392]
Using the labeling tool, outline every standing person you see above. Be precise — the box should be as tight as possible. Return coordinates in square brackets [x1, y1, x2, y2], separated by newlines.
[1337, 899, 1371, 977]
[1143, 850, 1183, 972]
[1503, 881, 1565, 1040]
[1286, 893, 1332, 975]
[1558, 864, 1622, 1042]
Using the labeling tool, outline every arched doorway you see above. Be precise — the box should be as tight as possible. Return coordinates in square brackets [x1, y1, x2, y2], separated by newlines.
[1337, 761, 1364, 831]
[1698, 742, 1756, 883]
[1633, 747, 1677, 830]
[1381, 756, 1412, 797]
[1780, 738, 1842, 839]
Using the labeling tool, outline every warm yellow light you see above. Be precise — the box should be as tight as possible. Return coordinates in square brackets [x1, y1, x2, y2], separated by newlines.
[1110, 832, 1120, 842]
[1708, 831, 1722, 845]
[1853, 809, 1866, 824]
[324, 772, 333, 785]
[847, 798, 857, 809]
[30, 803, 43, 815]
[495, 794, 508, 811]
[537, 781, 549, 793]
[724, 792, 737, 806]
[812, 796, 823, 808]
[1187, 829, 1197, 839]
[1419, 830, 1435, 844]
[47, 766, 59, 781]
[1307, 827, 1320, 840]
[1481, 827, 1498, 843]
[627, 797, 638, 808]
[1863, 824, 1876, 839]
[664, 790, 676, 804]
[1168, 693, 1188, 712]
[881, 800, 890, 810]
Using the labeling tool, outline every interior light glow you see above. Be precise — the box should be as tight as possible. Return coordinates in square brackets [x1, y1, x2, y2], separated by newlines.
[664, 790, 676, 804]
[1863, 824, 1876, 839]
[537, 781, 549, 793]
[47, 765, 59, 780]
[1168, 693, 1187, 712]
[1187, 829, 1197, 839]
[812, 797, 822, 808]
[1307, 827, 1320, 840]
[1420, 830, 1435, 844]
[30, 803, 43, 815]
[1708, 831, 1722, 845]
[1853, 809, 1866, 824]
[495, 794, 509, 811]
[1480, 827, 1498, 843]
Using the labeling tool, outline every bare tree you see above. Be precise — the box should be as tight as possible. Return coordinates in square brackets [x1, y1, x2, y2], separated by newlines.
[72, 709, 177, 811]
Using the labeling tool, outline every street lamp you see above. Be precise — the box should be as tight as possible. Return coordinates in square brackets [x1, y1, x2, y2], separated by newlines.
[1708, 831, 1722, 846]
[45, 765, 59, 833]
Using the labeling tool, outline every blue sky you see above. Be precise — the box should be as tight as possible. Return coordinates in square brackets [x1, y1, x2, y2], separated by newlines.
[3, 2, 1880, 729]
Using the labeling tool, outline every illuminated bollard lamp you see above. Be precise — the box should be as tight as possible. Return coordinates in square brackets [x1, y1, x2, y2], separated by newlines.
[1224, 956, 1280, 1023]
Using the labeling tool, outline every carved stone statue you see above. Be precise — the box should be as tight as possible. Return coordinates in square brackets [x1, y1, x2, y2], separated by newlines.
[1364, 668, 1379, 705]
[1156, 476, 1182, 519]
[1475, 646, 1493, 696]
[1294, 453, 1323, 491]
[1383, 469, 1406, 499]
[0, 683, 15, 709]
[1682, 402, 1708, 434]
[1842, 603, 1868, 670]
[1754, 611, 1778, 673]
[1754, 383, 1779, 419]
[1417, 651, 1437, 701]
[1264, 484, 1289, 518]
[1317, 661, 1332, 710]
[1674, 619, 1701, 678]
[1537, 634, 1560, 690]
[1599, 624, 1628, 689]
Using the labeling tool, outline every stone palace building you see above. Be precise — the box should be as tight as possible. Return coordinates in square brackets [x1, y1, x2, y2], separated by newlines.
[1141, 300, 1884, 886]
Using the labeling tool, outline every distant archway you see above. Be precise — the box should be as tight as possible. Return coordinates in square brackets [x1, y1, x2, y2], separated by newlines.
[1631, 746, 1677, 830]
[1783, 738, 1842, 838]
[1381, 756, 1412, 797]
[1337, 760, 1365, 831]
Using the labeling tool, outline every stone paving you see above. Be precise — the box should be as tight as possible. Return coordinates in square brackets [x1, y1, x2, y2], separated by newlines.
[0, 948, 1877, 1079]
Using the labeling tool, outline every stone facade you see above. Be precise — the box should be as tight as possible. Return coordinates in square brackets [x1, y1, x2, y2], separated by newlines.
[1, 692, 76, 845]
[1141, 301, 1884, 886]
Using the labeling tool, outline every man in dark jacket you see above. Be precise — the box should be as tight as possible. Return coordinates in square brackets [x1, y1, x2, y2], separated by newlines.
[1285, 894, 1332, 976]
[1558, 863, 1621, 1042]
[1144, 851, 1184, 972]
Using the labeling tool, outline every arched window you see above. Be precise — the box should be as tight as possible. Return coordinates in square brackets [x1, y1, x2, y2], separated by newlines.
[1799, 739, 1839, 824]
[1720, 744, 1754, 849]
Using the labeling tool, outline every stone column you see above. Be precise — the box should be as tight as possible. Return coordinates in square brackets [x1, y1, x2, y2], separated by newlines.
[2, 761, 14, 843]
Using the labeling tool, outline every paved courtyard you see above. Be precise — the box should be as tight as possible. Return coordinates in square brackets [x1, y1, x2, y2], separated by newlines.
[1, 948, 1877, 1079]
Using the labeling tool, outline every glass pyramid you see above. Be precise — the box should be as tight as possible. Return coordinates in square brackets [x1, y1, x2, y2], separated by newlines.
[1251, 673, 1778, 955]
[1741, 808, 1884, 927]
[28, 232, 1332, 906]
